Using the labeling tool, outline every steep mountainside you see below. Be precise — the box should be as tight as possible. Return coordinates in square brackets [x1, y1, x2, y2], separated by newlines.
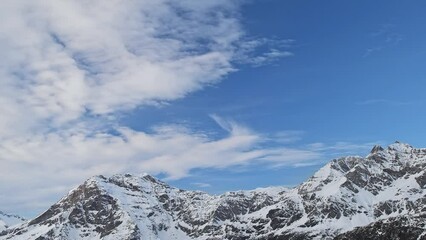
[334, 214, 426, 240]
[0, 211, 25, 232]
[1, 142, 425, 239]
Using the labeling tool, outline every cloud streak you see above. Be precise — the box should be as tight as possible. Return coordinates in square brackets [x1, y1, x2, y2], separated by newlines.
[0, 1, 297, 217]
[364, 24, 403, 57]
[0, 0, 293, 135]
[0, 118, 322, 216]
[0, 0, 371, 218]
[0, 0, 242, 128]
[357, 99, 416, 106]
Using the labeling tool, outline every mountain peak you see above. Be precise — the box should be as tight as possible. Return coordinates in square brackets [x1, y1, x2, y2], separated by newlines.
[370, 144, 384, 154]
[368, 142, 414, 157]
[2, 143, 425, 239]
[86, 173, 165, 189]
[387, 141, 413, 152]
[367, 142, 423, 164]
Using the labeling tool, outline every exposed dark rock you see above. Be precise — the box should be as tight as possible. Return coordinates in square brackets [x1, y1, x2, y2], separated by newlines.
[1, 142, 425, 240]
[334, 216, 426, 240]
[415, 171, 426, 188]
[371, 145, 384, 154]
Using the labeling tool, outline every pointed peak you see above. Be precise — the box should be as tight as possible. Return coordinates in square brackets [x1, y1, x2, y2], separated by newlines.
[370, 145, 384, 154]
[141, 173, 160, 182]
[82, 175, 106, 187]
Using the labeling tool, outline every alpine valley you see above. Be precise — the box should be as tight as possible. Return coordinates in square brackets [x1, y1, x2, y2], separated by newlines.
[1, 142, 425, 240]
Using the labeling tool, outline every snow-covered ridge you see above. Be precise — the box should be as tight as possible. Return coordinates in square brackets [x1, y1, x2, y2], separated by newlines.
[1, 142, 425, 239]
[0, 211, 25, 232]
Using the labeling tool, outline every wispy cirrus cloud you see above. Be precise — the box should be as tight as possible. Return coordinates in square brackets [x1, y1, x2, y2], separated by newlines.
[1, 0, 239, 129]
[0, 0, 297, 216]
[0, 0, 291, 135]
[0, 0, 376, 218]
[0, 117, 323, 216]
[364, 24, 403, 57]
[306, 141, 384, 158]
[192, 182, 212, 188]
[356, 99, 417, 106]
[237, 38, 295, 66]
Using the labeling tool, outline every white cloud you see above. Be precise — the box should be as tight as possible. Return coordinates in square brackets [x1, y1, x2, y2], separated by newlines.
[0, 0, 291, 135]
[0, 0, 240, 128]
[236, 38, 295, 66]
[0, 0, 365, 218]
[0, 119, 322, 216]
[248, 50, 293, 67]
[192, 182, 212, 188]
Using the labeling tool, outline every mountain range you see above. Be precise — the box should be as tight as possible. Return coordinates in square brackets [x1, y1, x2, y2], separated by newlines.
[1, 142, 425, 239]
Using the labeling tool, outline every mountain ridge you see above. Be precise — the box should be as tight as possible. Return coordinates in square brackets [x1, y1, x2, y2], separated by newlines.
[0, 211, 25, 232]
[1, 142, 425, 239]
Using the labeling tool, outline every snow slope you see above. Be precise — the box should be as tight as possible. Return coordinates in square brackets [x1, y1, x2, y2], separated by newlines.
[1, 142, 425, 239]
[0, 211, 25, 232]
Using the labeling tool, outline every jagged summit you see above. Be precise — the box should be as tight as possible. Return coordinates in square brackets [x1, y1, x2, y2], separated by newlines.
[93, 173, 165, 185]
[387, 141, 415, 152]
[370, 144, 384, 154]
[368, 141, 416, 156]
[1, 142, 425, 239]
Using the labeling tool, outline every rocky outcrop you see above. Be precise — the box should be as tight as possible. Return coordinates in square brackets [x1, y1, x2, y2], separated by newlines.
[1, 142, 425, 239]
[335, 214, 426, 240]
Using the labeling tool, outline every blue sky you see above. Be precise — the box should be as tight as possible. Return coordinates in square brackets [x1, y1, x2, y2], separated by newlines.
[125, 0, 426, 192]
[0, 0, 425, 217]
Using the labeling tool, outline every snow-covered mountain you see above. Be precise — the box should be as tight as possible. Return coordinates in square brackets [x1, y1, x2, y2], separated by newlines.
[1, 142, 425, 239]
[0, 211, 25, 232]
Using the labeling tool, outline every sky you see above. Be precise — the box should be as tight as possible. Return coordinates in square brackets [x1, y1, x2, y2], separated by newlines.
[0, 0, 426, 217]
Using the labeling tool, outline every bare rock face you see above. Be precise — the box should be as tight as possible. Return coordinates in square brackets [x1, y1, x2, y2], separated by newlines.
[1, 142, 425, 239]
[370, 145, 385, 154]
[334, 214, 426, 240]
